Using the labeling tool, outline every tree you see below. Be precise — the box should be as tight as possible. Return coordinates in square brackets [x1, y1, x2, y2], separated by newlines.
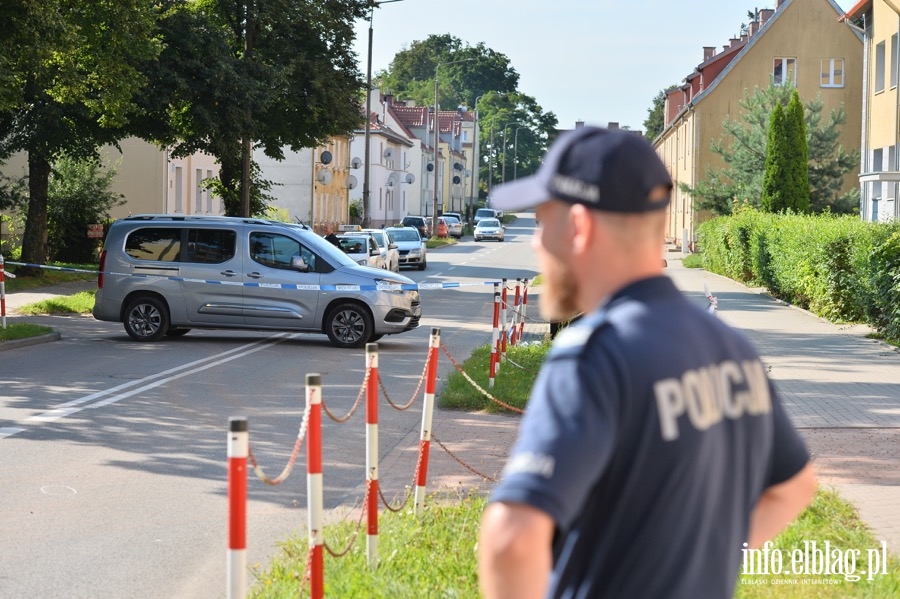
[47, 154, 125, 263]
[132, 0, 369, 217]
[0, 0, 160, 275]
[785, 89, 810, 212]
[683, 83, 859, 215]
[644, 86, 675, 140]
[761, 102, 788, 212]
[379, 34, 557, 199]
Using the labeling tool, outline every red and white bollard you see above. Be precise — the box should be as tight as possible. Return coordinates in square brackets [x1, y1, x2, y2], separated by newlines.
[365, 344, 379, 568]
[510, 278, 522, 346]
[490, 284, 500, 388]
[306, 374, 324, 599]
[517, 279, 529, 342]
[227, 417, 248, 599]
[415, 328, 441, 516]
[500, 278, 508, 362]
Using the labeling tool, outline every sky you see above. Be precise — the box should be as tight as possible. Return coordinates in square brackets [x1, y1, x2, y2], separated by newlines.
[352, 0, 859, 132]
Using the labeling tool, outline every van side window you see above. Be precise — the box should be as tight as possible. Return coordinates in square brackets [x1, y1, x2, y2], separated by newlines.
[124, 228, 181, 262]
[185, 229, 236, 264]
[250, 232, 316, 271]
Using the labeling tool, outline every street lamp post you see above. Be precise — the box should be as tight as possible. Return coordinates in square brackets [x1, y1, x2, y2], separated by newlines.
[500, 121, 523, 184]
[432, 57, 475, 236]
[513, 125, 527, 181]
[363, 0, 405, 228]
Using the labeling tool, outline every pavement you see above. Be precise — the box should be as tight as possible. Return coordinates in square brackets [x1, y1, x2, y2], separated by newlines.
[3, 261, 900, 556]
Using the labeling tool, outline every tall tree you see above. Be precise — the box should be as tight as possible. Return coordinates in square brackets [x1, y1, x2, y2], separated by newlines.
[683, 84, 858, 215]
[0, 0, 161, 275]
[644, 86, 676, 140]
[761, 102, 788, 212]
[380, 34, 557, 199]
[785, 89, 810, 213]
[133, 0, 369, 217]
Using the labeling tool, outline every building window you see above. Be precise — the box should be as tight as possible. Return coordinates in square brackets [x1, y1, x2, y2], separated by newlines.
[875, 41, 886, 93]
[873, 148, 884, 201]
[820, 59, 844, 88]
[892, 34, 899, 88]
[773, 57, 797, 86]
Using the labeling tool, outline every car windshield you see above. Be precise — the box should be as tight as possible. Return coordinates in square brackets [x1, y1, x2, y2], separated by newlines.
[478, 218, 500, 228]
[443, 216, 460, 224]
[389, 228, 420, 242]
[363, 230, 386, 247]
[338, 236, 368, 254]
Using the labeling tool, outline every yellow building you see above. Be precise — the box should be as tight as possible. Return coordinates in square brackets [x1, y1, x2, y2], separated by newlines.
[655, 0, 863, 248]
[841, 0, 900, 221]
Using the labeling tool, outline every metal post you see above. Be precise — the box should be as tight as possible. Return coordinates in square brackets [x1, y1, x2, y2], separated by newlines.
[415, 328, 441, 515]
[366, 343, 379, 568]
[227, 417, 248, 599]
[514, 126, 526, 181]
[306, 375, 324, 599]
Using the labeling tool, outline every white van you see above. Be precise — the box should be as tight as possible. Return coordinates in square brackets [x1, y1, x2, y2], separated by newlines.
[92, 215, 421, 348]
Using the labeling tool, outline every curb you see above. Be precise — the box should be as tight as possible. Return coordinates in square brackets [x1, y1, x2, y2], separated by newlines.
[0, 331, 61, 352]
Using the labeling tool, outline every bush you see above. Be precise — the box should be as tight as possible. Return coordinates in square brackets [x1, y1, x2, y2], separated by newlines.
[867, 231, 900, 341]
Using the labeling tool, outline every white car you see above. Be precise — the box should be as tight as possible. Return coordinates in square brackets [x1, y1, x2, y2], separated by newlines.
[362, 228, 400, 272]
[474, 218, 505, 242]
[440, 215, 464, 239]
[386, 226, 427, 270]
[336, 233, 385, 269]
[474, 208, 498, 224]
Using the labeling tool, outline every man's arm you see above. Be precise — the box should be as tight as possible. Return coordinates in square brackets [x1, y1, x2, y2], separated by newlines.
[479, 501, 555, 599]
[747, 463, 817, 548]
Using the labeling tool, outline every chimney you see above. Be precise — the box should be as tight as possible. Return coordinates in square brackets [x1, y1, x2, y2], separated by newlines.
[575, 120, 585, 129]
[776, 0, 785, 8]
[749, 21, 759, 36]
[760, 8, 774, 23]
[730, 37, 741, 48]
[740, 33, 748, 43]
[384, 92, 394, 107]
[608, 121, 620, 130]
[703, 46, 716, 61]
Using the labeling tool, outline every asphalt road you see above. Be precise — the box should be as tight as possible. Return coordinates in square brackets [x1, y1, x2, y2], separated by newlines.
[0, 215, 539, 599]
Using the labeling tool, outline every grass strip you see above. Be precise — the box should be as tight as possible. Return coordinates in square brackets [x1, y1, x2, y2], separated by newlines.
[0, 322, 53, 341]
[14, 290, 96, 315]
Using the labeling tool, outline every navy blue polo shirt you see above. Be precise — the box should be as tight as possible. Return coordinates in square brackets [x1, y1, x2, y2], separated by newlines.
[490, 276, 809, 599]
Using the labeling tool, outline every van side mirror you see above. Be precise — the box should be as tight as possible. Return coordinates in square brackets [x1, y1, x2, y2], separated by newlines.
[291, 254, 310, 273]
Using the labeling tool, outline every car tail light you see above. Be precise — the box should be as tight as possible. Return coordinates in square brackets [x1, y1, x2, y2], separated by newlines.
[98, 250, 106, 289]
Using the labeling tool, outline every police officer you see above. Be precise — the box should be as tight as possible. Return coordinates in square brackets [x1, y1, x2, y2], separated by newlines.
[477, 127, 816, 599]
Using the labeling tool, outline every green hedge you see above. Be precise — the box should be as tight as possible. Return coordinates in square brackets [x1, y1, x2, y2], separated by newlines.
[697, 208, 900, 338]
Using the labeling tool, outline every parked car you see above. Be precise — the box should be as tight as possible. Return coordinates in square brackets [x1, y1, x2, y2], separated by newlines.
[336, 233, 385, 270]
[434, 217, 450, 238]
[440, 215, 463, 239]
[400, 215, 431, 239]
[362, 228, 400, 273]
[474, 208, 498, 225]
[92, 215, 421, 348]
[442, 211, 465, 225]
[386, 226, 427, 270]
[474, 217, 505, 242]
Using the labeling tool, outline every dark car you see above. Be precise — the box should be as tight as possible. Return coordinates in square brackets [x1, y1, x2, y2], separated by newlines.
[400, 215, 431, 239]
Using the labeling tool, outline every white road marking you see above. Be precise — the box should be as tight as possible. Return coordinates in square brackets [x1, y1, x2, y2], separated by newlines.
[4, 334, 294, 438]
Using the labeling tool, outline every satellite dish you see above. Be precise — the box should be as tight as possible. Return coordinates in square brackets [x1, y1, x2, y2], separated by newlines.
[386, 172, 400, 187]
[426, 163, 434, 172]
[345, 175, 358, 190]
[452, 175, 461, 184]
[316, 169, 333, 185]
[319, 151, 333, 165]
[350, 157, 362, 169]
[454, 162, 463, 171]
[404, 173, 415, 184]
[383, 147, 394, 159]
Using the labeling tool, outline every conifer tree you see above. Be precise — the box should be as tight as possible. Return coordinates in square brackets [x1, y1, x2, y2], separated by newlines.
[785, 89, 810, 212]
[761, 102, 788, 212]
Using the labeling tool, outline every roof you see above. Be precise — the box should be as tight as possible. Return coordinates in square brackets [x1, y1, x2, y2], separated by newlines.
[839, 0, 872, 21]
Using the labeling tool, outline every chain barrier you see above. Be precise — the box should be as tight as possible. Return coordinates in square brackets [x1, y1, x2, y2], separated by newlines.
[431, 433, 498, 483]
[503, 355, 541, 376]
[379, 355, 428, 411]
[378, 446, 422, 513]
[500, 296, 550, 326]
[323, 479, 370, 558]
[439, 342, 525, 414]
[248, 400, 312, 486]
[298, 547, 314, 599]
[321, 368, 369, 423]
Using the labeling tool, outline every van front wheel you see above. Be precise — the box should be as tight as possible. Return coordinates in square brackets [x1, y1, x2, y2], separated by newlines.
[123, 296, 169, 342]
[325, 303, 373, 348]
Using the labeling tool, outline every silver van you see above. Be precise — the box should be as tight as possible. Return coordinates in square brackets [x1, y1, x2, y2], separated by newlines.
[92, 215, 421, 348]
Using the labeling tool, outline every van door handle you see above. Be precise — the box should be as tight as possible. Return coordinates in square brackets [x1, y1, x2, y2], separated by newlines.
[247, 272, 263, 279]
[221, 270, 238, 277]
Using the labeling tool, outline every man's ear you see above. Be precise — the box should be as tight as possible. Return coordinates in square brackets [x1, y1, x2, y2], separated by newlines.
[569, 203, 594, 257]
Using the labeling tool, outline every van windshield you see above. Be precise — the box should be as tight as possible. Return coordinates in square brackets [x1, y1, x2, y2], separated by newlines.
[476, 209, 495, 218]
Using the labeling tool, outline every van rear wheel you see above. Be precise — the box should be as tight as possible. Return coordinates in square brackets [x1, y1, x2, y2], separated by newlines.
[123, 296, 169, 341]
[325, 303, 373, 348]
